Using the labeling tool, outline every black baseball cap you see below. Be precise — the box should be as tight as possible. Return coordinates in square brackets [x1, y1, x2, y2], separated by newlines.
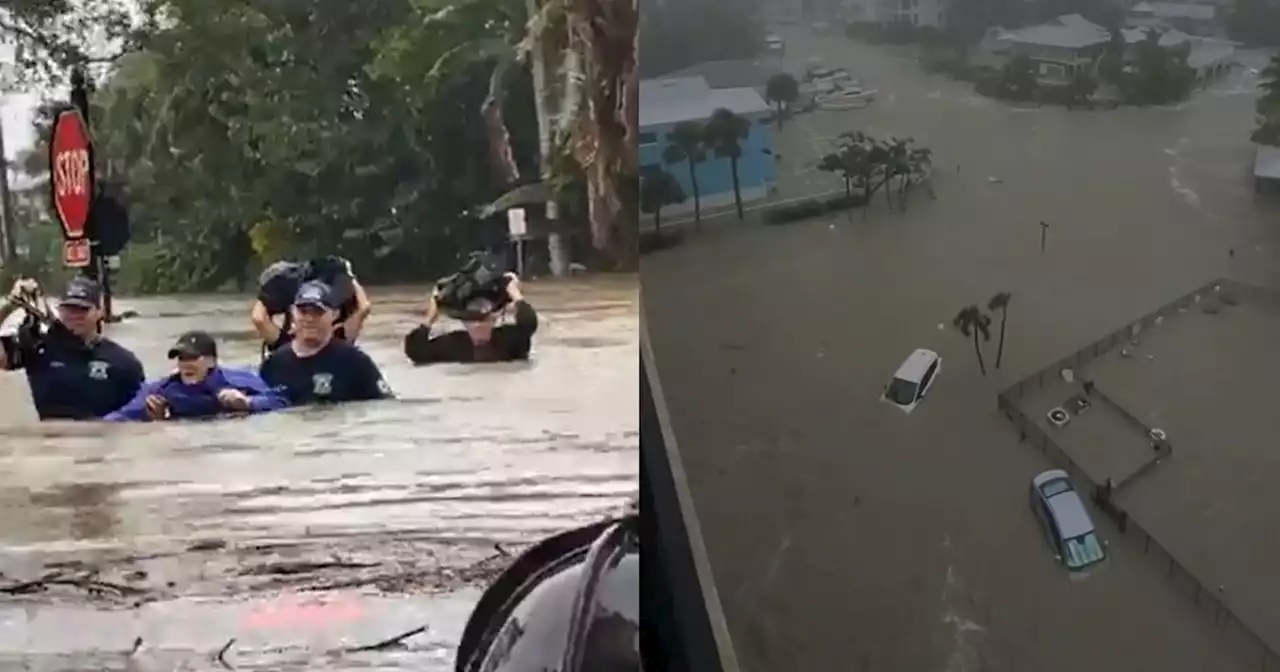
[59, 277, 103, 309]
[294, 280, 338, 310]
[167, 330, 218, 359]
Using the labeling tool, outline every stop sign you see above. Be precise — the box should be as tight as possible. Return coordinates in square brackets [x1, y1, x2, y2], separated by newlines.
[49, 108, 95, 240]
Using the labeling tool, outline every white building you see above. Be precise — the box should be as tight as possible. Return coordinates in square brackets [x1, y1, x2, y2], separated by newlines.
[843, 0, 946, 27]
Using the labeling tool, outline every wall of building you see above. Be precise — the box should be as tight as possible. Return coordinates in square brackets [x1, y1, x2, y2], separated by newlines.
[640, 115, 777, 214]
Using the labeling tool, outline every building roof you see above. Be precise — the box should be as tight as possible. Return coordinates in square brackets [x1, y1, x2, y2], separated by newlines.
[662, 59, 774, 91]
[1187, 42, 1234, 68]
[639, 76, 771, 128]
[1131, 2, 1215, 20]
[1255, 146, 1280, 180]
[1000, 14, 1109, 49]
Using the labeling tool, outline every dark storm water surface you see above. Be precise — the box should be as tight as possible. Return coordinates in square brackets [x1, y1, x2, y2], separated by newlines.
[0, 277, 638, 670]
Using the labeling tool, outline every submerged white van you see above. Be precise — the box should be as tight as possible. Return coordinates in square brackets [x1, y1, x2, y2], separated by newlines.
[881, 348, 941, 414]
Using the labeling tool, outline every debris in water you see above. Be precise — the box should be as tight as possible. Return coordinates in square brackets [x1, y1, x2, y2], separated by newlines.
[344, 624, 430, 652]
[0, 570, 147, 597]
[189, 539, 228, 552]
[215, 638, 235, 669]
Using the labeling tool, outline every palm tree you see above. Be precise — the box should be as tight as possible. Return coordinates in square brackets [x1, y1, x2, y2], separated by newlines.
[898, 144, 933, 208]
[987, 292, 1012, 370]
[704, 108, 751, 219]
[764, 73, 800, 128]
[953, 305, 993, 375]
[663, 121, 707, 228]
[639, 168, 686, 238]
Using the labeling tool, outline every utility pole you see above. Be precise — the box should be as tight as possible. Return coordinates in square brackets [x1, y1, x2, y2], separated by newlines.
[0, 110, 16, 265]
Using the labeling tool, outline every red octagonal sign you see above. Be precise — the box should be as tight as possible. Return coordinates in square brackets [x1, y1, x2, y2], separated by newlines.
[49, 109, 95, 240]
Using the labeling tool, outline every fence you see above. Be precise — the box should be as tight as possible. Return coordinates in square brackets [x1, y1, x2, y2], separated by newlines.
[997, 277, 1280, 671]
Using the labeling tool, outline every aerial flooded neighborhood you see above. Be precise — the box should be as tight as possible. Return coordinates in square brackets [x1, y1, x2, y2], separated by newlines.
[642, 0, 1280, 668]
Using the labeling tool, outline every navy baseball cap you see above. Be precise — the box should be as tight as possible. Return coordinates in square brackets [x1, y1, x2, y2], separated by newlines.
[59, 277, 103, 309]
[167, 330, 218, 359]
[294, 280, 338, 310]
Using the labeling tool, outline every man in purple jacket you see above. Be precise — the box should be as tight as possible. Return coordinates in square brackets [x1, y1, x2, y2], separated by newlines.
[104, 330, 289, 421]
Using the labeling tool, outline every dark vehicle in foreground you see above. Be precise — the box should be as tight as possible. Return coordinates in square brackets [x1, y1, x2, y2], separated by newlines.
[1029, 470, 1107, 574]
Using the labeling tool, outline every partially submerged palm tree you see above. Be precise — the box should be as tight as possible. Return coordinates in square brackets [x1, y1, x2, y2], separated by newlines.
[987, 292, 1012, 370]
[663, 121, 707, 228]
[639, 168, 686, 237]
[704, 108, 750, 220]
[764, 73, 799, 128]
[953, 305, 993, 375]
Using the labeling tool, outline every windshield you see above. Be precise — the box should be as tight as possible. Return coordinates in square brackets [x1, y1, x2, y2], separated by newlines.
[1063, 533, 1107, 570]
[885, 378, 919, 405]
[1040, 479, 1072, 499]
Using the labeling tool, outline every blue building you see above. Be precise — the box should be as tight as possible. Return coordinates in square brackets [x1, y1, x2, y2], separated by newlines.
[639, 76, 776, 216]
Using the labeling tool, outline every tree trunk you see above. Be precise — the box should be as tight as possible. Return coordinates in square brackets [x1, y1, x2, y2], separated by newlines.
[863, 178, 872, 219]
[996, 307, 1008, 369]
[654, 208, 662, 238]
[776, 103, 785, 129]
[972, 329, 987, 375]
[526, 0, 569, 276]
[730, 158, 743, 220]
[687, 161, 702, 229]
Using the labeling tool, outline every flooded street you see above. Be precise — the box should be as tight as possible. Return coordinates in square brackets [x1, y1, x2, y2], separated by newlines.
[643, 26, 1280, 672]
[0, 277, 638, 669]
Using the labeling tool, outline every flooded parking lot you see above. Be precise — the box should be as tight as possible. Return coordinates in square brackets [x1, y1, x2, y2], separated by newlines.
[0, 276, 638, 669]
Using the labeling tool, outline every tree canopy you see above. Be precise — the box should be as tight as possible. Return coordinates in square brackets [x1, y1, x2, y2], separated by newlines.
[3, 0, 634, 292]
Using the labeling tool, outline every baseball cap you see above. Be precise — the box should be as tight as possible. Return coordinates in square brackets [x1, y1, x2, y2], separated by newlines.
[167, 330, 218, 359]
[59, 277, 103, 309]
[294, 280, 338, 310]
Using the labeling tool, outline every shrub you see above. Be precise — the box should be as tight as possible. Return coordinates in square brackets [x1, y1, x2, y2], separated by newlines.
[762, 192, 869, 225]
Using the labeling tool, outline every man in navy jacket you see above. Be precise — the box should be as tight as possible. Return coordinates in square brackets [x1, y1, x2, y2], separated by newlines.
[104, 330, 288, 421]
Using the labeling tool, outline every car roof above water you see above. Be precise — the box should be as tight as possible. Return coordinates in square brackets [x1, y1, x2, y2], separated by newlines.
[1033, 470, 1096, 539]
[893, 348, 938, 381]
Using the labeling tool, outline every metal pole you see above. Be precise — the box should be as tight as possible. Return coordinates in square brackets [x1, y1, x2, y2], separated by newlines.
[0, 110, 16, 264]
[70, 67, 112, 321]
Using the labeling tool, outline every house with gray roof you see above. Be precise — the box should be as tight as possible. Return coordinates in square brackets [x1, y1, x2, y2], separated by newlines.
[993, 14, 1111, 84]
[1127, 2, 1220, 37]
[990, 14, 1235, 86]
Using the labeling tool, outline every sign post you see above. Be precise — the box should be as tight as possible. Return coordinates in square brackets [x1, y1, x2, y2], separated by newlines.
[49, 107, 95, 268]
[49, 67, 121, 322]
[507, 207, 528, 278]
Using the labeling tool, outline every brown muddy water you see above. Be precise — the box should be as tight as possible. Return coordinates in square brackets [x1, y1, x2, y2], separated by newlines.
[0, 277, 638, 670]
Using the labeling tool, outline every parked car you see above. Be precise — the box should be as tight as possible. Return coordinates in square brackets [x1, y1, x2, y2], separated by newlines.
[816, 87, 877, 110]
[1029, 470, 1108, 572]
[881, 348, 941, 413]
[804, 64, 855, 84]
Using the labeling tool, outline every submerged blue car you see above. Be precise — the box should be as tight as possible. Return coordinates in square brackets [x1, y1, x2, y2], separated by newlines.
[103, 366, 289, 421]
[1029, 470, 1108, 572]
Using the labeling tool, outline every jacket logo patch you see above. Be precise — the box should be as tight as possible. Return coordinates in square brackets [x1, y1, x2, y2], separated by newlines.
[312, 373, 333, 396]
[88, 360, 110, 381]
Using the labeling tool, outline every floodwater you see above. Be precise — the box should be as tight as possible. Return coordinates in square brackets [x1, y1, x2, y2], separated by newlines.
[643, 26, 1280, 672]
[0, 277, 639, 670]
